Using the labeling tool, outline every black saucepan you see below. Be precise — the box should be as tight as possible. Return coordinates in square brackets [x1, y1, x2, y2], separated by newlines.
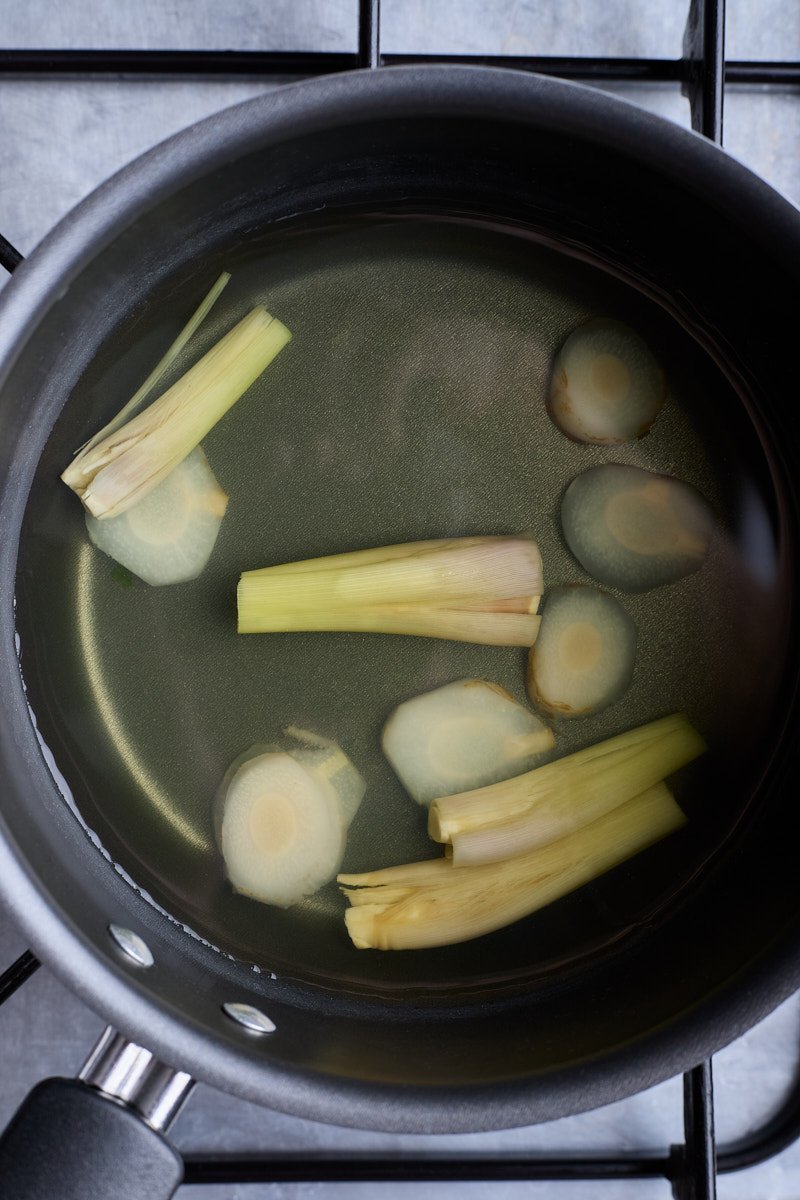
[1, 65, 799, 1199]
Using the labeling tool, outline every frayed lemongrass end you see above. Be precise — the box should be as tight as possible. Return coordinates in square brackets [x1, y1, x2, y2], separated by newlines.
[64, 307, 291, 519]
[75, 271, 232, 460]
[341, 783, 685, 950]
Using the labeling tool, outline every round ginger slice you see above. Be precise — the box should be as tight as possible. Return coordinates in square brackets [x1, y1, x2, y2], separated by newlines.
[561, 463, 715, 592]
[220, 752, 345, 907]
[548, 318, 667, 444]
[528, 586, 637, 718]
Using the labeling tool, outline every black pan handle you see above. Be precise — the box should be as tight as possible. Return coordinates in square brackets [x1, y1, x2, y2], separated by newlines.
[0, 1029, 192, 1200]
[0, 1078, 183, 1200]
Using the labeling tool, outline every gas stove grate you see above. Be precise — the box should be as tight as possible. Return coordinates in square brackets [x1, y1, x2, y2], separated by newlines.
[2, 2, 799, 1196]
[5, 948, 800, 1200]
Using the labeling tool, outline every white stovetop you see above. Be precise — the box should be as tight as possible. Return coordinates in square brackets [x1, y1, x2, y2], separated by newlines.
[2, 3, 800, 1197]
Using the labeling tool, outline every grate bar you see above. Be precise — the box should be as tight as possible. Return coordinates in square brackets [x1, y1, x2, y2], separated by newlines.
[0, 48, 797, 88]
[358, 0, 381, 70]
[183, 1152, 670, 1185]
[0, 951, 40, 1006]
[683, 0, 726, 141]
[727, 60, 800, 84]
[385, 53, 685, 78]
[671, 1062, 716, 1200]
[718, 1054, 800, 1172]
[182, 1045, 800, 1188]
[0, 233, 24, 273]
[0, 48, 357, 78]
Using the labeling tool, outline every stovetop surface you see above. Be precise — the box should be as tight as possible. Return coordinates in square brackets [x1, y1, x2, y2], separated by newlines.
[2, 2, 800, 1197]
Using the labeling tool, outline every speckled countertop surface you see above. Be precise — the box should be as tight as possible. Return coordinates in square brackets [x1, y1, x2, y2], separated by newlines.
[2, 3, 800, 1198]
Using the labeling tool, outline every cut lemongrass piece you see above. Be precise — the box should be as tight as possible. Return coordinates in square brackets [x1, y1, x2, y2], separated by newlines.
[430, 714, 689, 842]
[527, 586, 637, 718]
[341, 782, 685, 950]
[63, 307, 291, 519]
[77, 272, 231, 456]
[429, 712, 705, 866]
[561, 464, 715, 592]
[237, 537, 543, 646]
[382, 679, 555, 806]
[548, 318, 666, 444]
[237, 606, 541, 645]
[219, 751, 345, 908]
[247, 538, 488, 576]
[339, 857, 453, 889]
[85, 447, 227, 585]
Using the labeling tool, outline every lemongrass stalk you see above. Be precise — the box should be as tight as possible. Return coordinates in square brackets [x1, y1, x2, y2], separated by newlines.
[431, 731, 666, 845]
[341, 782, 684, 950]
[75, 272, 231, 457]
[247, 537, 490, 576]
[429, 713, 704, 865]
[249, 544, 537, 591]
[239, 605, 540, 645]
[339, 857, 453, 888]
[241, 539, 542, 610]
[237, 537, 543, 645]
[430, 714, 689, 841]
[63, 308, 291, 518]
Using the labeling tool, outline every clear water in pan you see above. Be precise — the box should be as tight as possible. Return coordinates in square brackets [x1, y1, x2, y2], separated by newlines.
[14, 214, 788, 996]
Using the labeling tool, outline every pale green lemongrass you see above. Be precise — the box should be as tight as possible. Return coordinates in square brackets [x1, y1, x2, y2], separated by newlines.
[240, 538, 543, 610]
[341, 782, 684, 950]
[238, 605, 540, 645]
[75, 271, 231, 457]
[429, 713, 704, 865]
[237, 537, 543, 645]
[63, 307, 291, 519]
[247, 537, 490, 576]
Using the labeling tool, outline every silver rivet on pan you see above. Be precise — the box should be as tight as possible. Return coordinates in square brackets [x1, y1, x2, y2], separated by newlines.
[222, 1002, 276, 1034]
[108, 924, 155, 968]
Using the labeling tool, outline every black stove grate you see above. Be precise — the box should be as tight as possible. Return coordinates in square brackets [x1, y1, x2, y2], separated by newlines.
[2, 2, 800, 1196]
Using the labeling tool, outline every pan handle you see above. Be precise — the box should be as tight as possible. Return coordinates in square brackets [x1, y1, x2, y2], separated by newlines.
[0, 1028, 193, 1200]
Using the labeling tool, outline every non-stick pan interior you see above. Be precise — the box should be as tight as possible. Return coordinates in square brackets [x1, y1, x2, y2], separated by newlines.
[14, 207, 789, 997]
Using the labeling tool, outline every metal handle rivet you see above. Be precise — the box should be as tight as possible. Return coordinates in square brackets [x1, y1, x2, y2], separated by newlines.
[108, 924, 155, 968]
[222, 1002, 276, 1034]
